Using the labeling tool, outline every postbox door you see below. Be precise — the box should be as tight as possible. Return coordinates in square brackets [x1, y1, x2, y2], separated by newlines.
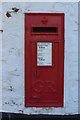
[25, 13, 64, 107]
[31, 41, 59, 101]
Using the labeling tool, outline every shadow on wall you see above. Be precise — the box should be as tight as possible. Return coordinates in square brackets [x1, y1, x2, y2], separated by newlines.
[2, 112, 80, 120]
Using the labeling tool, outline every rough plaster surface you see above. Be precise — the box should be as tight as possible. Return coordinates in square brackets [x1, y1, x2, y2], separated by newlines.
[2, 2, 78, 115]
[0, 3, 2, 112]
[78, 1, 80, 114]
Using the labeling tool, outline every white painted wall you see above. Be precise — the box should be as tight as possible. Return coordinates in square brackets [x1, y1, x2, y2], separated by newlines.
[0, 3, 2, 112]
[2, 2, 78, 115]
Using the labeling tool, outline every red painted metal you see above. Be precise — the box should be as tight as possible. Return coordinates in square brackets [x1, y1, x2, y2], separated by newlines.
[25, 13, 64, 107]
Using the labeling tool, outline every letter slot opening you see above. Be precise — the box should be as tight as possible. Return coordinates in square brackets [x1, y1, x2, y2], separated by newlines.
[32, 27, 58, 33]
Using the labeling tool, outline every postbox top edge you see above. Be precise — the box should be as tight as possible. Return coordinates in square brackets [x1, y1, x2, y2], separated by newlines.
[24, 13, 65, 16]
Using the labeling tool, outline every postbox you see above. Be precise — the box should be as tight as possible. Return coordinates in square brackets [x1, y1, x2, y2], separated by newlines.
[25, 13, 64, 107]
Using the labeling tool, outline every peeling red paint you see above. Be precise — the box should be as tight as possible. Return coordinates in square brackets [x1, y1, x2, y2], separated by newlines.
[6, 12, 11, 17]
[12, 8, 19, 12]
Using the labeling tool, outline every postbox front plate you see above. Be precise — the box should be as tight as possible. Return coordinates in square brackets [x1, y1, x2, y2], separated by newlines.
[25, 13, 64, 107]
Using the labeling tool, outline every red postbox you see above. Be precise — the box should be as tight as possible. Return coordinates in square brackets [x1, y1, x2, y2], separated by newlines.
[25, 13, 64, 107]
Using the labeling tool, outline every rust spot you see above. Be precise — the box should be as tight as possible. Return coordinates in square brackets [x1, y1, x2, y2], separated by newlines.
[6, 12, 11, 17]
[11, 100, 15, 104]
[5, 102, 9, 104]
[12, 8, 19, 12]
[18, 110, 23, 113]
[8, 86, 13, 91]
[0, 30, 3, 32]
[28, 9, 30, 11]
